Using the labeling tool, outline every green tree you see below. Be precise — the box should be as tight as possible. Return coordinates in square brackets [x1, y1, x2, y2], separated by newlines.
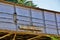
[17, 0, 26, 5]
[25, 1, 36, 7]
[5, 0, 37, 7]
[5, 0, 18, 3]
[46, 35, 59, 40]
[17, 0, 36, 7]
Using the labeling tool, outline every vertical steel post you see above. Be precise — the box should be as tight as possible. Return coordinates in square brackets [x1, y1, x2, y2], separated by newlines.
[42, 10, 47, 34]
[13, 0, 17, 40]
[13, 0, 18, 32]
[28, 0, 33, 26]
[55, 13, 59, 35]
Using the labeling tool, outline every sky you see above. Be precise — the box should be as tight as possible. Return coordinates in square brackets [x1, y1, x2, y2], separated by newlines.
[32, 0, 60, 12]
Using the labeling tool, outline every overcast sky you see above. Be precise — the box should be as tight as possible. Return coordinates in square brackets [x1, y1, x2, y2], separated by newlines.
[32, 0, 60, 12]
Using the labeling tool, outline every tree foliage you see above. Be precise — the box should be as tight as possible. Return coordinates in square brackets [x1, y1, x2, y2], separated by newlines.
[25, 1, 36, 7]
[5, 0, 17, 3]
[5, 0, 36, 7]
[46, 35, 59, 40]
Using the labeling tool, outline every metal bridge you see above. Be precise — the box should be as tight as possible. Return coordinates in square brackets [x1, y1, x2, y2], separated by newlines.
[0, 0, 60, 40]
